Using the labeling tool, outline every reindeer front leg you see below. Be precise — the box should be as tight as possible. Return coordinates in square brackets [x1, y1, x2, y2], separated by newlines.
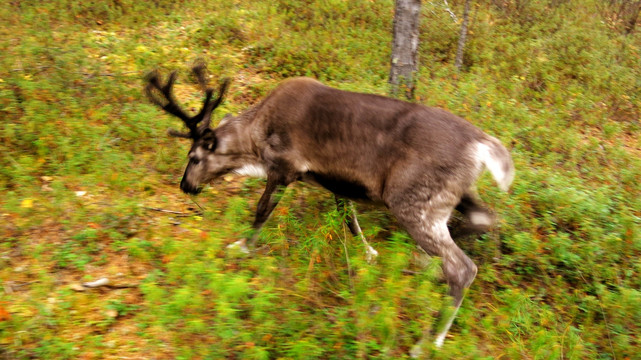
[335, 196, 378, 263]
[248, 175, 290, 247]
[228, 174, 291, 253]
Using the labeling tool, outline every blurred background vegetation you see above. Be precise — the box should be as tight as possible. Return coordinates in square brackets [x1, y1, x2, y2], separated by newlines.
[1, 0, 640, 358]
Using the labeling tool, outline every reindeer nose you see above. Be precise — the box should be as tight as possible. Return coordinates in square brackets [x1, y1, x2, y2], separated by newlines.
[180, 178, 202, 195]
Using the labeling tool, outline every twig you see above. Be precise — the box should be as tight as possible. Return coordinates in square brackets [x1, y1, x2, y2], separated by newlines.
[443, 0, 458, 22]
[341, 226, 354, 292]
[401, 269, 421, 275]
[80, 278, 139, 290]
[4, 280, 39, 294]
[144, 206, 198, 217]
[274, 287, 327, 308]
[9, 65, 51, 72]
[83, 277, 110, 288]
[578, 272, 616, 360]
[9, 66, 140, 78]
[80, 70, 141, 78]
[189, 197, 206, 213]
[104, 283, 139, 289]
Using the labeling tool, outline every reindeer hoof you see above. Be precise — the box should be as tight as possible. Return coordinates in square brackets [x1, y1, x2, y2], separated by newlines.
[410, 335, 442, 358]
[434, 334, 446, 348]
[365, 245, 379, 264]
[409, 342, 425, 358]
[227, 238, 250, 254]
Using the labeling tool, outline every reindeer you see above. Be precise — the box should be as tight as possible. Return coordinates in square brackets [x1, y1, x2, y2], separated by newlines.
[145, 64, 514, 352]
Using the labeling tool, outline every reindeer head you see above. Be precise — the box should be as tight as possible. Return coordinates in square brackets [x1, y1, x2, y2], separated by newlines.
[145, 64, 232, 195]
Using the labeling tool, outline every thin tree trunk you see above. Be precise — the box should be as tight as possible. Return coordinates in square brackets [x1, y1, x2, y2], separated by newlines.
[389, 0, 421, 100]
[455, 0, 471, 71]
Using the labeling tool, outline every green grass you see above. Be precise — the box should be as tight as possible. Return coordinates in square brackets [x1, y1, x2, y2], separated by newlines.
[1, 0, 640, 359]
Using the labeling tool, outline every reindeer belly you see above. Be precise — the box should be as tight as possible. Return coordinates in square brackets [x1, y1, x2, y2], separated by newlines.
[302, 171, 381, 203]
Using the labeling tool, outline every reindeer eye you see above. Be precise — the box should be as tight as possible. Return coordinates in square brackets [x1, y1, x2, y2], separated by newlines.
[191, 158, 200, 165]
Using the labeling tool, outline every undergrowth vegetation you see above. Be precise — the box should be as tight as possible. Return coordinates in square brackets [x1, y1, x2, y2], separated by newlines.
[1, 0, 640, 358]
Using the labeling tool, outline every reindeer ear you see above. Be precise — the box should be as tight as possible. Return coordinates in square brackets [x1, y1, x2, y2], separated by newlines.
[219, 113, 233, 126]
[201, 129, 217, 151]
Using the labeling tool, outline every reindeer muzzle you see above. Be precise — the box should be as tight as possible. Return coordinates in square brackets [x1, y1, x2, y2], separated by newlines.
[180, 178, 202, 195]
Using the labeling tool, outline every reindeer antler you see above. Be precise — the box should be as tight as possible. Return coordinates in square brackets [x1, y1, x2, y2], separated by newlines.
[145, 64, 230, 139]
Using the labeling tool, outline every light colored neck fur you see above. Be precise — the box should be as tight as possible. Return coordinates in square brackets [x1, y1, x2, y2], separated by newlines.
[233, 163, 268, 178]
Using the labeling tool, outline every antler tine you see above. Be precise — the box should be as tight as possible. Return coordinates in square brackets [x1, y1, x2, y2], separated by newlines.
[189, 62, 217, 129]
[200, 78, 230, 130]
[159, 72, 196, 126]
[167, 129, 193, 138]
[145, 70, 193, 124]
[145, 65, 230, 138]
[144, 70, 166, 107]
[192, 62, 209, 91]
[212, 78, 231, 110]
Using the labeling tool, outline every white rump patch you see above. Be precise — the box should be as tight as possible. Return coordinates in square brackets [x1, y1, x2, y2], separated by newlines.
[233, 164, 268, 178]
[474, 142, 513, 191]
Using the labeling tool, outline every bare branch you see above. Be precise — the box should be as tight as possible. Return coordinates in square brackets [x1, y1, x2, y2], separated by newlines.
[443, 0, 458, 22]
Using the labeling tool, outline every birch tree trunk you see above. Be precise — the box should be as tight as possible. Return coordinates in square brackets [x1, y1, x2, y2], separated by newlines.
[389, 0, 421, 100]
[454, 0, 471, 71]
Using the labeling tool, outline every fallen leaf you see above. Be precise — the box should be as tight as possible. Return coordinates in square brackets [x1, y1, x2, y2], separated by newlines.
[0, 305, 10, 321]
[105, 309, 118, 318]
[70, 283, 86, 292]
[83, 278, 109, 288]
[20, 199, 34, 208]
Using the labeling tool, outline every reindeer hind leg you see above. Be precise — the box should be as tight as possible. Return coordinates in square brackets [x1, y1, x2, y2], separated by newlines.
[389, 192, 477, 353]
[456, 192, 494, 228]
[450, 191, 495, 241]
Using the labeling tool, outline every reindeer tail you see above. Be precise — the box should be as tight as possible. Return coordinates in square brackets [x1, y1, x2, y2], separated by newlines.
[475, 137, 515, 192]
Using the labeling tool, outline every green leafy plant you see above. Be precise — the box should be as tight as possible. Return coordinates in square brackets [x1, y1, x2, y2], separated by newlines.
[1, 0, 640, 358]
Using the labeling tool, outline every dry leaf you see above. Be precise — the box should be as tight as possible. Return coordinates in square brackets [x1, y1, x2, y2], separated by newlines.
[0, 305, 10, 321]
[83, 278, 109, 288]
[70, 283, 86, 292]
[20, 199, 34, 208]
